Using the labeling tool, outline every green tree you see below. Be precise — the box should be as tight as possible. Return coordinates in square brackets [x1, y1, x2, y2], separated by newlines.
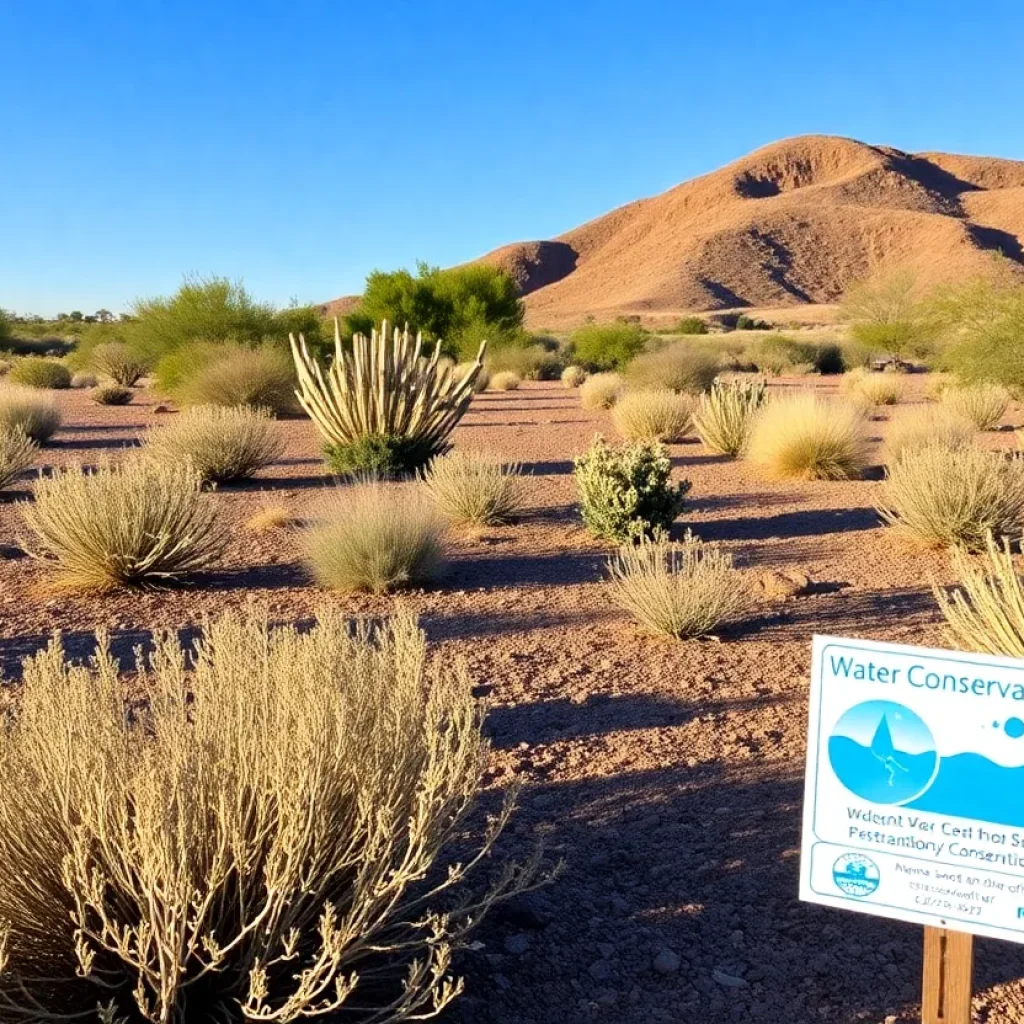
[0, 307, 11, 346]
[839, 271, 930, 363]
[69, 311, 83, 322]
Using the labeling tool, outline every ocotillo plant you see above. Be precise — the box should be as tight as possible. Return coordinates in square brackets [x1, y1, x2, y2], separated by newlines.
[291, 319, 486, 473]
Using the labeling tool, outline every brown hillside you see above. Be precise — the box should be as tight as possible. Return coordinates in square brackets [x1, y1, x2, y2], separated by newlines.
[324, 135, 1024, 328]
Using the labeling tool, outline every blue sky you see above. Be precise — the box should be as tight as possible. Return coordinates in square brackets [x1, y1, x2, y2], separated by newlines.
[2, 0, 1022, 317]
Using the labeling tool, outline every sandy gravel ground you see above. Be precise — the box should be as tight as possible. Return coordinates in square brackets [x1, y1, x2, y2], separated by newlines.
[1, 377, 1023, 1023]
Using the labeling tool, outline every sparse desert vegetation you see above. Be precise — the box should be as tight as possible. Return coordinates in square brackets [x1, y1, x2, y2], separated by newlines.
[611, 389, 693, 442]
[579, 371, 624, 410]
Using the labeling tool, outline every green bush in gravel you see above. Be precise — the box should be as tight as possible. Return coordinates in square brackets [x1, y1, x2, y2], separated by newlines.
[9, 359, 71, 390]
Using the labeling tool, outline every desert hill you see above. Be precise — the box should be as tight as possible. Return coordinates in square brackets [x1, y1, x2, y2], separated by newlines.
[325, 135, 1024, 329]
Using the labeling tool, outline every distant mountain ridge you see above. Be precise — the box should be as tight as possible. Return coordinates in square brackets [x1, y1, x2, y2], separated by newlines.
[324, 135, 1024, 328]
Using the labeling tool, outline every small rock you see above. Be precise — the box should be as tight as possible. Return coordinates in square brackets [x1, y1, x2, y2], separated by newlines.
[588, 959, 614, 983]
[152, 403, 175, 414]
[595, 989, 618, 1007]
[652, 949, 681, 975]
[756, 569, 812, 601]
[503, 933, 530, 955]
[712, 968, 748, 988]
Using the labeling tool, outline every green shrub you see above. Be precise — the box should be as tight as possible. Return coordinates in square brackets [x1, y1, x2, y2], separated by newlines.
[625, 344, 718, 394]
[612, 390, 694, 442]
[570, 322, 648, 371]
[692, 379, 768, 457]
[814, 342, 846, 375]
[608, 530, 746, 639]
[877, 444, 1024, 549]
[89, 341, 149, 385]
[746, 392, 869, 480]
[421, 450, 526, 526]
[178, 346, 297, 415]
[561, 365, 587, 388]
[490, 370, 522, 391]
[9, 358, 71, 390]
[735, 314, 771, 331]
[574, 435, 690, 541]
[941, 383, 1010, 431]
[839, 270, 930, 363]
[675, 316, 708, 335]
[0, 427, 37, 491]
[0, 384, 61, 442]
[0, 606, 531, 1023]
[144, 405, 285, 483]
[579, 372, 624, 410]
[90, 384, 133, 406]
[487, 343, 563, 380]
[22, 460, 226, 589]
[304, 481, 446, 592]
[746, 335, 816, 375]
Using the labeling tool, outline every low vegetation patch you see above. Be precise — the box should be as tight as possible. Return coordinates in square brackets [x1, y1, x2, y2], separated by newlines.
[570, 321, 648, 371]
[0, 384, 61, 442]
[612, 389, 693, 442]
[561, 365, 587, 388]
[883, 405, 974, 465]
[746, 392, 869, 480]
[89, 340, 149, 385]
[304, 481, 447, 593]
[421, 450, 526, 526]
[490, 370, 522, 391]
[70, 372, 97, 389]
[579, 372, 624, 410]
[179, 346, 297, 415]
[692, 379, 768, 457]
[625, 344, 718, 394]
[877, 444, 1024, 549]
[91, 383, 133, 405]
[9, 358, 71, 390]
[456, 361, 490, 393]
[841, 367, 902, 406]
[22, 459, 226, 589]
[940, 383, 1011, 431]
[608, 530, 746, 639]
[574, 436, 690, 541]
[0, 428, 37, 492]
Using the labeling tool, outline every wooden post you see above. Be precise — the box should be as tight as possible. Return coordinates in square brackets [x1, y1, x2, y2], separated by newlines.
[921, 927, 974, 1024]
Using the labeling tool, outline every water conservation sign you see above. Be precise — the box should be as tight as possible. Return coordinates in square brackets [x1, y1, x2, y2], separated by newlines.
[800, 634, 1024, 943]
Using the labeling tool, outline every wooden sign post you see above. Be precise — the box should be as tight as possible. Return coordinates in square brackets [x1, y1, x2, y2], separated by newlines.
[921, 927, 973, 1024]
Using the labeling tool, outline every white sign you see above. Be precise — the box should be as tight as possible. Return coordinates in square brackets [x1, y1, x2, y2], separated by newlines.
[800, 634, 1024, 943]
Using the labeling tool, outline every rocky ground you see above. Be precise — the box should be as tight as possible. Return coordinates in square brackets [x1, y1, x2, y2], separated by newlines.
[1, 377, 1023, 1023]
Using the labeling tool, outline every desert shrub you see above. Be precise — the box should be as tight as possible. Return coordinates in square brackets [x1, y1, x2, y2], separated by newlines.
[0, 428, 37, 491]
[144, 405, 284, 484]
[0, 360, 11, 375]
[456, 361, 490, 393]
[924, 372, 955, 402]
[304, 481, 447, 593]
[175, 345, 297, 415]
[490, 370, 521, 392]
[746, 335, 816, 375]
[935, 533, 1024, 657]
[245, 503, 297, 532]
[841, 367, 902, 406]
[91, 383, 134, 406]
[580, 372, 625, 410]
[89, 340, 149, 385]
[9, 358, 71, 390]
[813, 342, 846, 375]
[574, 436, 690, 541]
[487, 343, 563, 380]
[839, 270, 930, 363]
[745, 392, 869, 480]
[21, 460, 226, 589]
[941, 383, 1010, 431]
[421, 450, 526, 526]
[561, 365, 587, 388]
[734, 314, 771, 331]
[608, 530, 746, 639]
[612, 390, 693, 442]
[675, 316, 708, 335]
[0, 384, 61, 442]
[883, 406, 975, 465]
[295, 322, 485, 475]
[70, 372, 97, 389]
[0, 606, 531, 1023]
[625, 344, 718, 394]
[692, 378, 768, 457]
[570, 321, 648, 371]
[877, 445, 1024, 549]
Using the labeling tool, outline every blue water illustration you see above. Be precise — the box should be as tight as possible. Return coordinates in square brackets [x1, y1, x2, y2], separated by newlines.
[827, 700, 1024, 827]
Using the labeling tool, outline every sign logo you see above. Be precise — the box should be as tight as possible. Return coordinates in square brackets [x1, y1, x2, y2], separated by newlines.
[832, 854, 880, 897]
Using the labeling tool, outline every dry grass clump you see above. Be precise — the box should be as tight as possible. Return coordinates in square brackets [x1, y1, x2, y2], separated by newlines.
[625, 344, 718, 394]
[935, 534, 1024, 657]
[924, 372, 955, 402]
[692, 379, 768, 457]
[0, 428, 37, 491]
[745, 392, 870, 480]
[0, 606, 533, 1023]
[245, 503, 298, 532]
[421, 450, 526, 526]
[70, 372, 97, 389]
[561, 365, 587, 388]
[144, 405, 284, 483]
[91, 383, 134, 405]
[608, 531, 746, 639]
[21, 459, 226, 589]
[941, 383, 1011, 431]
[490, 370, 522, 391]
[89, 340, 148, 385]
[304, 481, 447, 593]
[457, 361, 490, 393]
[181, 346, 297, 415]
[611, 389, 693, 442]
[883, 405, 975, 464]
[0, 384, 61, 442]
[841, 367, 902, 406]
[877, 445, 1024, 549]
[580, 372, 624, 410]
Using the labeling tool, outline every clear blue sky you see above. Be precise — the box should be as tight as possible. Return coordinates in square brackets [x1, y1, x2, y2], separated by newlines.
[3, 0, 1022, 317]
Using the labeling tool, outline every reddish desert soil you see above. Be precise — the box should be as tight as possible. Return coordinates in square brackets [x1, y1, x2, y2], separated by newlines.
[2, 380, 1024, 1023]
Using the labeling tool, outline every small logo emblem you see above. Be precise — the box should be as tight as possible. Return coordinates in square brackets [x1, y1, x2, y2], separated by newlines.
[832, 853, 880, 897]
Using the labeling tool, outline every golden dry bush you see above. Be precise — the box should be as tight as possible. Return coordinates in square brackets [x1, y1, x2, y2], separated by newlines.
[421, 450, 526, 526]
[144, 405, 284, 483]
[579, 372, 624, 410]
[89, 341, 149, 386]
[841, 368, 902, 407]
[611, 389, 694, 442]
[489, 370, 522, 391]
[561, 365, 587, 388]
[883, 405, 975, 465]
[245, 503, 296, 532]
[608, 530, 746, 639]
[692, 379, 768, 457]
[304, 480, 447, 593]
[456, 361, 489, 393]
[941, 383, 1011, 431]
[0, 606, 537, 1024]
[935, 533, 1024, 658]
[0, 383, 61, 442]
[745, 392, 870, 480]
[0, 428, 37, 492]
[21, 459, 226, 590]
[923, 372, 954, 402]
[877, 445, 1024, 549]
